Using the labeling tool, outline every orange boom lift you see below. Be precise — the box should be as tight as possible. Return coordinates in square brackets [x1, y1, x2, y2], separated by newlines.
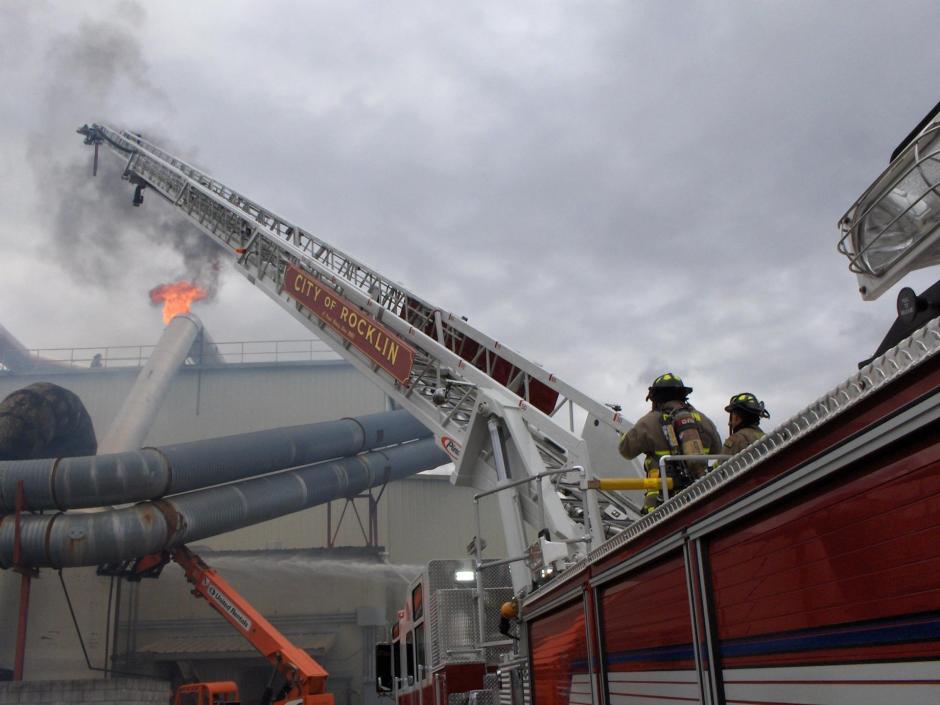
[133, 546, 333, 705]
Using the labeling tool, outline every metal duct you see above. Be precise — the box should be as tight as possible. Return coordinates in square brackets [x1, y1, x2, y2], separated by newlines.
[0, 438, 447, 568]
[98, 313, 204, 454]
[0, 409, 428, 511]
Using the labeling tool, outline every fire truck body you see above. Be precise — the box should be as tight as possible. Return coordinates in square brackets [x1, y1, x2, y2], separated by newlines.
[378, 560, 515, 705]
[523, 316, 940, 705]
[373, 100, 940, 704]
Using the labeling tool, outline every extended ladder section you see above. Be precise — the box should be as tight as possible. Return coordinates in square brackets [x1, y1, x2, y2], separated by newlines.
[78, 124, 639, 590]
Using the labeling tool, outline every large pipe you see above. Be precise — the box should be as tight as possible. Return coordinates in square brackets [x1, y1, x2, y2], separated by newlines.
[0, 409, 428, 512]
[0, 437, 448, 568]
[98, 313, 204, 454]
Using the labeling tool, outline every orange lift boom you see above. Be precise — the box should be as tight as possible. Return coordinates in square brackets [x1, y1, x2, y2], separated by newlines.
[136, 546, 334, 705]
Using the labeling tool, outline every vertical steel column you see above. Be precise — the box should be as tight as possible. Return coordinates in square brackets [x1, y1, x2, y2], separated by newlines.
[13, 480, 35, 681]
[326, 501, 333, 547]
[14, 576, 29, 681]
[473, 499, 487, 650]
[369, 494, 379, 547]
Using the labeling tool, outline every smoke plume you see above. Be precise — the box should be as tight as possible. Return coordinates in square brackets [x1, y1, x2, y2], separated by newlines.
[26, 4, 224, 301]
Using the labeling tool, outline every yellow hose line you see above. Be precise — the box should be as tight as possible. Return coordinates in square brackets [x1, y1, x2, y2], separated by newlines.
[587, 477, 674, 491]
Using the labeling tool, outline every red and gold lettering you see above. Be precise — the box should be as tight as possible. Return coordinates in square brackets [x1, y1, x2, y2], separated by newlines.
[284, 264, 415, 383]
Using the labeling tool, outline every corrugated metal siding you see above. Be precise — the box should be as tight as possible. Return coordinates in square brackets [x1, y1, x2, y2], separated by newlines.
[196, 475, 505, 556]
[0, 360, 385, 446]
[382, 477, 508, 564]
[136, 632, 335, 656]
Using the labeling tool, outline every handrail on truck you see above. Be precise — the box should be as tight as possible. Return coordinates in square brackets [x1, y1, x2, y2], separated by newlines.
[470, 466, 589, 645]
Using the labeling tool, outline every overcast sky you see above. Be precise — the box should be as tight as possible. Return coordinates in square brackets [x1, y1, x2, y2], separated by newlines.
[2, 0, 940, 430]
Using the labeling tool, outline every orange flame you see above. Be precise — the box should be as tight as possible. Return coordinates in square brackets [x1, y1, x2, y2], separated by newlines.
[149, 281, 208, 325]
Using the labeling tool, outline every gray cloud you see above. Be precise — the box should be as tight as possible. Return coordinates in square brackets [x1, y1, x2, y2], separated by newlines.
[2, 0, 939, 430]
[21, 6, 222, 298]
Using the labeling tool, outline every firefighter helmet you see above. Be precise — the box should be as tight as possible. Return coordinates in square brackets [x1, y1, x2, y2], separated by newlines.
[724, 392, 770, 418]
[646, 372, 693, 401]
[500, 600, 519, 620]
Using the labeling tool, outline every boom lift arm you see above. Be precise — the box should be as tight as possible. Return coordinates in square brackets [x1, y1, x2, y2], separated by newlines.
[142, 546, 334, 705]
[78, 123, 642, 589]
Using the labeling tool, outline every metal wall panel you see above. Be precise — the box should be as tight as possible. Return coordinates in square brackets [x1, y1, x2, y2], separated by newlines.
[0, 360, 384, 447]
[380, 477, 509, 565]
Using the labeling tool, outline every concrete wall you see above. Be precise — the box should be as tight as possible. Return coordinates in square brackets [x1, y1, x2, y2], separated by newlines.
[0, 678, 169, 705]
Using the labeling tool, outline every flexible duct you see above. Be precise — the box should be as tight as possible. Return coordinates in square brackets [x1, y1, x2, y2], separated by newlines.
[0, 437, 447, 568]
[0, 409, 428, 511]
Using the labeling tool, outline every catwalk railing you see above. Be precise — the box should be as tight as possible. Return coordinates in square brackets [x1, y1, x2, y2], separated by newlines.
[0, 338, 337, 372]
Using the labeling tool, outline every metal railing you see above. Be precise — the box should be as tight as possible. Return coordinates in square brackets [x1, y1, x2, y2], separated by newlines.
[3, 338, 339, 371]
[471, 467, 589, 643]
[656, 454, 732, 502]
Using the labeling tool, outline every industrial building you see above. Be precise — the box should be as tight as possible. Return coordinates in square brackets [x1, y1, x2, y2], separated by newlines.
[0, 326, 507, 705]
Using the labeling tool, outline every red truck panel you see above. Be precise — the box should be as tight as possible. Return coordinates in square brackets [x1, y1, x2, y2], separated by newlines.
[598, 554, 694, 673]
[710, 427, 940, 667]
[530, 599, 589, 705]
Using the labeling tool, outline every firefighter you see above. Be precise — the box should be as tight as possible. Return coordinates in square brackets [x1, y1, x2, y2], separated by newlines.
[618, 373, 722, 514]
[722, 392, 770, 455]
[499, 599, 519, 640]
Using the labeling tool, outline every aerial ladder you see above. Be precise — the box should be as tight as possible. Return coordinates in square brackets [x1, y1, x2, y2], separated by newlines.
[130, 546, 333, 705]
[78, 123, 644, 591]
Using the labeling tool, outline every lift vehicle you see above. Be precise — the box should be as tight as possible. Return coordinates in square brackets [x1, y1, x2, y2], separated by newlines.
[172, 681, 241, 705]
[124, 546, 333, 705]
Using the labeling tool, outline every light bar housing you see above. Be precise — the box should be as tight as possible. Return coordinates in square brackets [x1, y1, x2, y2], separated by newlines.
[839, 114, 940, 300]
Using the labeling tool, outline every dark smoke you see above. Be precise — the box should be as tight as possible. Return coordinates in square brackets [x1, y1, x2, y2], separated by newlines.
[27, 6, 224, 300]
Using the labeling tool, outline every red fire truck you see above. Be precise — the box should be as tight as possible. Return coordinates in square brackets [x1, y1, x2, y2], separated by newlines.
[523, 333, 940, 704]
[520, 101, 940, 705]
[376, 103, 940, 705]
[375, 560, 516, 705]
[381, 330, 940, 704]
